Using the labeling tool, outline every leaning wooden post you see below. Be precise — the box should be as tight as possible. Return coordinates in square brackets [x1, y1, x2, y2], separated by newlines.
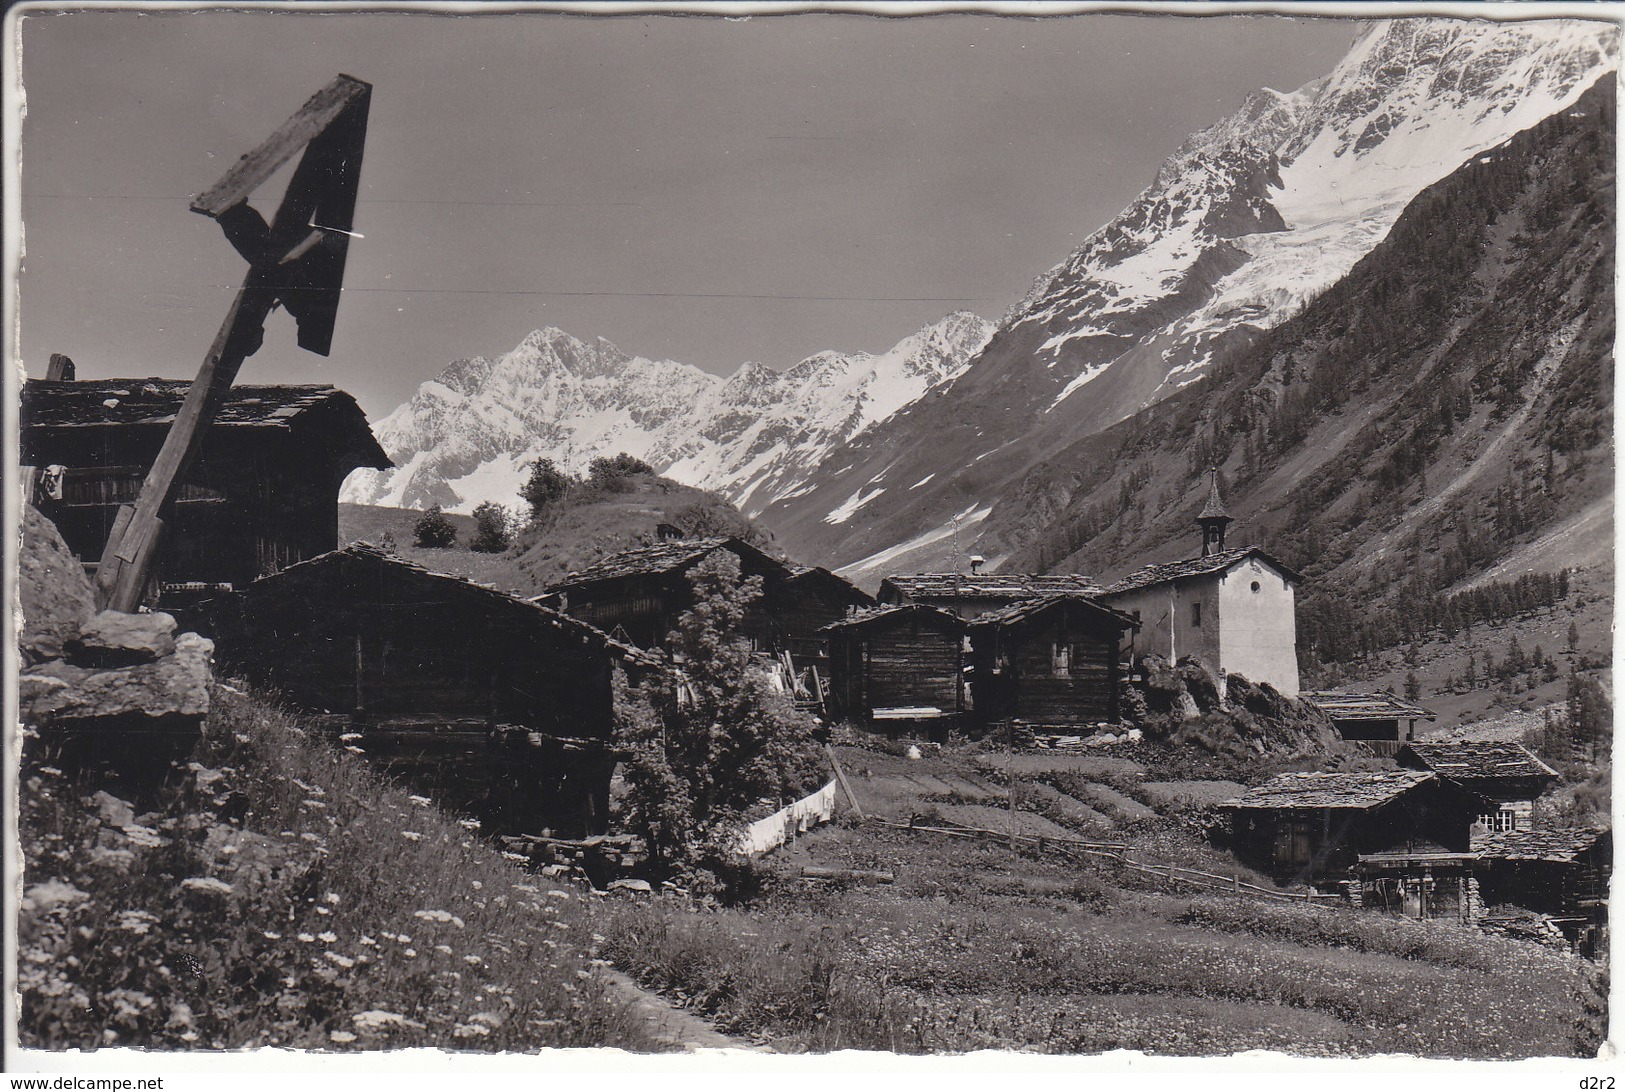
[94, 287, 277, 611]
[93, 74, 371, 611]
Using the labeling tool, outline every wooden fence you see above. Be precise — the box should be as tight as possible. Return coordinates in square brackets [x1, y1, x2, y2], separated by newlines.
[870, 815, 1344, 905]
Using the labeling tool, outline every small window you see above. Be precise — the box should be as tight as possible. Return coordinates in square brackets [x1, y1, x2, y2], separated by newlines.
[1251, 580, 1261, 593]
[1131, 609, 1141, 622]
[1051, 641, 1071, 677]
[1191, 602, 1202, 627]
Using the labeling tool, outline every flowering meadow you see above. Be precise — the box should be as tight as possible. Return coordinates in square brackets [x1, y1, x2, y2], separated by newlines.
[598, 794, 1607, 1057]
[17, 688, 668, 1052]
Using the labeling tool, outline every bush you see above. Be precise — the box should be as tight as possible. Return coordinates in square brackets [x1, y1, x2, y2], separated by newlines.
[614, 552, 825, 893]
[520, 459, 573, 521]
[468, 502, 513, 553]
[412, 505, 457, 549]
[587, 453, 653, 493]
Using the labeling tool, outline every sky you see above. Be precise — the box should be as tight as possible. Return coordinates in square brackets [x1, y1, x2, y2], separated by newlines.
[13, 6, 1359, 419]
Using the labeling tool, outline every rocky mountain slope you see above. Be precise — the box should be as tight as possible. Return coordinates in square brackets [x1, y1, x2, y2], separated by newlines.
[752, 16, 1617, 575]
[980, 78, 1614, 678]
[341, 312, 995, 514]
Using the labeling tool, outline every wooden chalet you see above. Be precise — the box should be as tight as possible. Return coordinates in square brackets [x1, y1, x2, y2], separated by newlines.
[966, 595, 1138, 728]
[186, 544, 662, 836]
[22, 377, 390, 604]
[821, 605, 966, 729]
[537, 537, 872, 662]
[1354, 826, 1611, 942]
[1397, 740, 1559, 832]
[782, 564, 877, 667]
[1301, 691, 1436, 754]
[877, 572, 1101, 622]
[1473, 827, 1611, 923]
[1222, 770, 1482, 885]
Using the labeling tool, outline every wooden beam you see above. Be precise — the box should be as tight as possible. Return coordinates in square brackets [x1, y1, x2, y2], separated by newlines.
[191, 75, 372, 219]
[93, 285, 277, 611]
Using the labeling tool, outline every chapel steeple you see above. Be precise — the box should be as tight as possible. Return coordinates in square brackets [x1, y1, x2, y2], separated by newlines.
[1197, 468, 1232, 558]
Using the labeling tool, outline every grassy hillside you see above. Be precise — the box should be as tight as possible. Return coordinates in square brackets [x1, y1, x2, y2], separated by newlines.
[17, 689, 673, 1051]
[339, 470, 782, 598]
[597, 741, 1606, 1057]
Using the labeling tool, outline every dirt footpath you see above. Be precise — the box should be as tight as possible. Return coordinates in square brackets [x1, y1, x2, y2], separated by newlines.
[595, 965, 767, 1052]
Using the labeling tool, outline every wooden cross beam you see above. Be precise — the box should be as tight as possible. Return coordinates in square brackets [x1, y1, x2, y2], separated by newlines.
[93, 75, 371, 613]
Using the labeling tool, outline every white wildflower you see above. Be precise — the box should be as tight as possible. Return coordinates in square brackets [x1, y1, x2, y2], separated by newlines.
[351, 1010, 425, 1033]
[115, 910, 158, 935]
[329, 1030, 357, 1043]
[181, 876, 235, 896]
[318, 931, 337, 943]
[324, 952, 356, 969]
[408, 795, 431, 807]
[401, 831, 424, 842]
[22, 880, 89, 913]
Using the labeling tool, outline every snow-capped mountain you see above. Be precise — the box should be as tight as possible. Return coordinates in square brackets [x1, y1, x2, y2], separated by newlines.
[750, 15, 1618, 575]
[341, 312, 995, 513]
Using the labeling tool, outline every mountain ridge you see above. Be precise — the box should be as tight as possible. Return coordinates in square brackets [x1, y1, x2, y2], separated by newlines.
[752, 16, 1616, 574]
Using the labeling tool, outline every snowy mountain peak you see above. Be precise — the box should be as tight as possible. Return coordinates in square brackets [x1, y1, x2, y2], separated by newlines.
[342, 311, 995, 515]
[997, 15, 1616, 416]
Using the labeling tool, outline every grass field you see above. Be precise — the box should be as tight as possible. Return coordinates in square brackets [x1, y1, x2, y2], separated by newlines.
[598, 743, 1607, 1058]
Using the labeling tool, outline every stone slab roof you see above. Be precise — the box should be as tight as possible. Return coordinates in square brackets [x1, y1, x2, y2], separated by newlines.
[1223, 770, 1435, 810]
[1301, 691, 1436, 721]
[1476, 827, 1608, 862]
[1400, 740, 1559, 781]
[205, 542, 662, 668]
[820, 603, 965, 634]
[1102, 546, 1304, 595]
[22, 378, 390, 467]
[880, 572, 1100, 601]
[968, 593, 1139, 630]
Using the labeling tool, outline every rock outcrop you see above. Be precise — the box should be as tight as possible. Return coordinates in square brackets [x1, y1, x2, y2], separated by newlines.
[18, 505, 214, 797]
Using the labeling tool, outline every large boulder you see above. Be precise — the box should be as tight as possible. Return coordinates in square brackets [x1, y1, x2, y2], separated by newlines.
[21, 632, 213, 724]
[67, 610, 178, 667]
[18, 505, 96, 665]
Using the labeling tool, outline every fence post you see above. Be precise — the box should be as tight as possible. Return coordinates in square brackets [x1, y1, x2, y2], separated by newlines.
[1232, 873, 1240, 893]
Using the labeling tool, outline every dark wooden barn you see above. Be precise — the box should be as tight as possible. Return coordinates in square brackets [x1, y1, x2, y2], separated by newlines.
[966, 595, 1138, 728]
[877, 572, 1101, 621]
[186, 544, 662, 836]
[537, 537, 872, 663]
[1222, 770, 1483, 885]
[1299, 691, 1436, 755]
[1473, 827, 1611, 921]
[781, 564, 876, 667]
[21, 377, 390, 605]
[1397, 740, 1559, 832]
[821, 605, 966, 728]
